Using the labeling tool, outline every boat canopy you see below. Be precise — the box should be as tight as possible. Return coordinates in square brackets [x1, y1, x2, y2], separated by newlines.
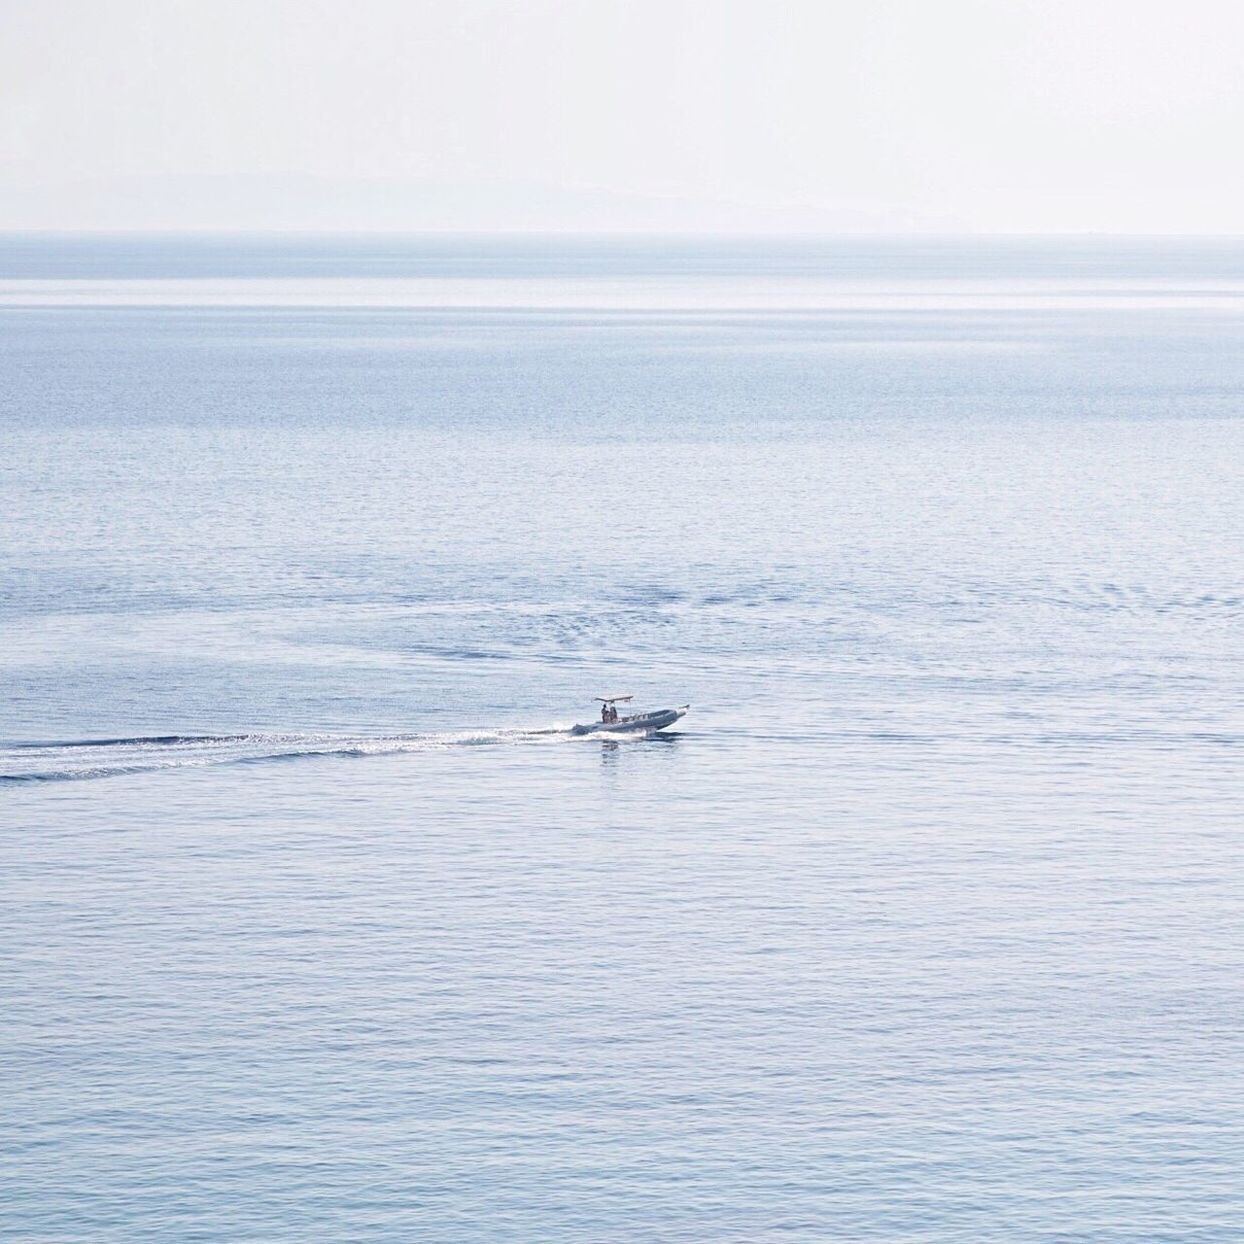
[594, 694, 633, 703]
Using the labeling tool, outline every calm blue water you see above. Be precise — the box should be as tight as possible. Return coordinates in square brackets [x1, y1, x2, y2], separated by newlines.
[3, 236, 1243, 1241]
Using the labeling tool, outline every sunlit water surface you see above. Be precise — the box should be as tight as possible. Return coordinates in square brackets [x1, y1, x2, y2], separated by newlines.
[2, 236, 1243, 1241]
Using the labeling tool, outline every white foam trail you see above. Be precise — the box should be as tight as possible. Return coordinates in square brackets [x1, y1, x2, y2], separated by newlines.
[0, 725, 575, 784]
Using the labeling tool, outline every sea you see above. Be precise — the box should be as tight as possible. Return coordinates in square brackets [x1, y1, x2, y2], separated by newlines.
[2, 234, 1242, 1241]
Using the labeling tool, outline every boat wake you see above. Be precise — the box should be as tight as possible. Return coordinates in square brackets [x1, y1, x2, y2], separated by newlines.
[0, 726, 575, 784]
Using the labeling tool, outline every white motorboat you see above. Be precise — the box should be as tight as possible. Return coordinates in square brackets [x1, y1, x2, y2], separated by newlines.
[570, 695, 689, 736]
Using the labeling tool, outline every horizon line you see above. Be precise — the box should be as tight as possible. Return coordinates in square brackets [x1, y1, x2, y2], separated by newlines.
[6, 228, 1244, 241]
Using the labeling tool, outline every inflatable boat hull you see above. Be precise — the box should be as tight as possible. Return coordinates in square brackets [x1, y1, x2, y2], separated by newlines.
[570, 706, 688, 736]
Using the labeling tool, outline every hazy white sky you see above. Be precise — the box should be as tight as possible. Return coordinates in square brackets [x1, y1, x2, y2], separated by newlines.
[3, 0, 1244, 232]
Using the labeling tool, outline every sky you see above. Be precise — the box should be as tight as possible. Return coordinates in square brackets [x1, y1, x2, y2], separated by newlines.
[3, 0, 1244, 233]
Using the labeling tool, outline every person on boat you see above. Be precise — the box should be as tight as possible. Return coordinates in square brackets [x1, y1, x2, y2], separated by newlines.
[601, 701, 611, 723]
